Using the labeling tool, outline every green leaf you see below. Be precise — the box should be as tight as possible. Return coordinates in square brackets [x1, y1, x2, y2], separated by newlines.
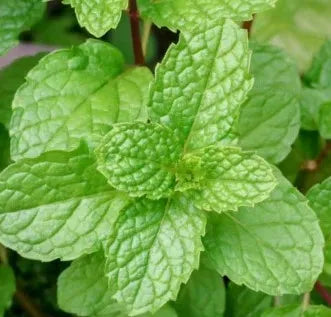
[96, 122, 182, 199]
[226, 283, 273, 317]
[203, 171, 324, 295]
[0, 54, 44, 129]
[0, 143, 131, 261]
[0, 265, 15, 317]
[307, 176, 331, 242]
[149, 19, 253, 152]
[304, 40, 331, 89]
[250, 42, 301, 93]
[261, 305, 331, 317]
[239, 88, 300, 164]
[252, 0, 331, 72]
[105, 194, 206, 315]
[58, 252, 123, 316]
[319, 102, 331, 139]
[173, 263, 226, 317]
[138, 0, 277, 31]
[0, 0, 45, 55]
[299, 88, 330, 131]
[177, 146, 276, 213]
[10, 39, 153, 161]
[63, 0, 128, 37]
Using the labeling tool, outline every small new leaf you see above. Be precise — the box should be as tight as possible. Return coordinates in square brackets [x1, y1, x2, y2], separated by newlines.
[10, 39, 153, 160]
[204, 171, 324, 295]
[96, 122, 181, 199]
[149, 19, 253, 151]
[0, 144, 131, 261]
[105, 195, 206, 315]
[63, 0, 128, 37]
[177, 146, 276, 213]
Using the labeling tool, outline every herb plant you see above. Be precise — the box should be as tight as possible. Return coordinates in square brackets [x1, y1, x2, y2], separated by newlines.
[0, 0, 331, 316]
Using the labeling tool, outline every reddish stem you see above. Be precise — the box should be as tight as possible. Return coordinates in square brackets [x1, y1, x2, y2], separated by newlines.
[315, 281, 331, 306]
[128, 0, 145, 65]
[242, 15, 255, 37]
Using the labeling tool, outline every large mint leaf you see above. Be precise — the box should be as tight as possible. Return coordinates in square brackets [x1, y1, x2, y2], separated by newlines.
[63, 0, 128, 37]
[319, 102, 331, 139]
[138, 0, 277, 31]
[58, 252, 123, 316]
[261, 305, 331, 317]
[173, 263, 225, 317]
[149, 19, 253, 152]
[0, 144, 131, 261]
[10, 39, 153, 161]
[0, 0, 45, 55]
[177, 146, 276, 213]
[304, 40, 331, 89]
[239, 88, 300, 164]
[105, 195, 206, 315]
[0, 265, 15, 317]
[0, 54, 44, 129]
[226, 283, 272, 317]
[252, 0, 331, 71]
[96, 123, 181, 199]
[203, 171, 324, 295]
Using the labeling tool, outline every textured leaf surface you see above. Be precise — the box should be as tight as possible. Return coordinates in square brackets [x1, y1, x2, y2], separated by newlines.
[149, 19, 252, 152]
[305, 40, 331, 89]
[204, 171, 324, 295]
[105, 195, 206, 315]
[0, 144, 130, 261]
[10, 39, 153, 160]
[252, 0, 331, 71]
[174, 264, 225, 317]
[239, 89, 300, 164]
[96, 123, 181, 199]
[0, 54, 44, 129]
[58, 252, 123, 316]
[0, 0, 45, 55]
[138, 0, 277, 31]
[177, 146, 276, 213]
[262, 305, 331, 317]
[0, 265, 15, 317]
[249, 43, 301, 93]
[63, 0, 128, 37]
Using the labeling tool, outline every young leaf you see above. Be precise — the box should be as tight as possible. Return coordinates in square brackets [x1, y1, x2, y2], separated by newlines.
[203, 171, 324, 295]
[239, 89, 300, 164]
[173, 263, 226, 317]
[10, 39, 153, 161]
[96, 122, 182, 199]
[138, 0, 277, 31]
[0, 144, 131, 261]
[58, 252, 123, 316]
[226, 283, 273, 317]
[0, 54, 44, 129]
[177, 146, 276, 213]
[149, 19, 253, 152]
[0, 265, 15, 317]
[63, 0, 128, 37]
[304, 40, 331, 89]
[105, 194, 206, 315]
[0, 0, 45, 55]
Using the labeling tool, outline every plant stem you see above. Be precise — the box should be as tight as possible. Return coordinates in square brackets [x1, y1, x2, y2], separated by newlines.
[242, 15, 255, 37]
[128, 0, 145, 65]
[15, 290, 47, 317]
[301, 141, 331, 172]
[315, 281, 331, 305]
[273, 296, 281, 307]
[0, 243, 8, 264]
[142, 20, 152, 57]
[302, 292, 310, 311]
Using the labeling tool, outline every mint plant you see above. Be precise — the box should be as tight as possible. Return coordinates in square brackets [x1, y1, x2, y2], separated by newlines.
[0, 0, 330, 316]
